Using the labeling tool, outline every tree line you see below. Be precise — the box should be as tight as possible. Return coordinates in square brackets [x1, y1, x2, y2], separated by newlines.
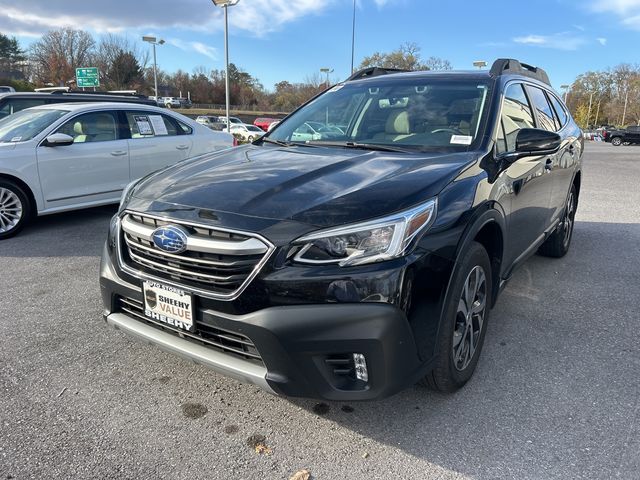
[0, 29, 454, 112]
[5, 27, 636, 126]
[566, 65, 640, 128]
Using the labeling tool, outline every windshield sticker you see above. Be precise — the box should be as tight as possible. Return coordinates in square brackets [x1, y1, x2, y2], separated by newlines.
[134, 115, 153, 136]
[10, 136, 22, 142]
[450, 135, 473, 145]
[149, 115, 168, 135]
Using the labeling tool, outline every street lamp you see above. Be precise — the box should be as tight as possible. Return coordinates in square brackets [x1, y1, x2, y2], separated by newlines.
[560, 84, 570, 103]
[211, 0, 240, 131]
[320, 68, 334, 88]
[142, 36, 165, 102]
[473, 60, 487, 70]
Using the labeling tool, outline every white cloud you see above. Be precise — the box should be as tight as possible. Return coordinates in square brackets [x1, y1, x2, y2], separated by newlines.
[0, 0, 336, 37]
[597, 37, 607, 45]
[513, 32, 586, 51]
[591, 0, 640, 29]
[167, 39, 218, 61]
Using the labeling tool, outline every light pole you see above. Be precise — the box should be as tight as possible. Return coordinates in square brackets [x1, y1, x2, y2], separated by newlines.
[211, 0, 240, 131]
[320, 68, 333, 88]
[142, 36, 165, 102]
[351, 0, 356, 73]
[473, 60, 487, 70]
[560, 84, 570, 104]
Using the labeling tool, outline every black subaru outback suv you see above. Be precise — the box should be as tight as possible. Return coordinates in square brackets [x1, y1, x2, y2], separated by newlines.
[100, 59, 583, 400]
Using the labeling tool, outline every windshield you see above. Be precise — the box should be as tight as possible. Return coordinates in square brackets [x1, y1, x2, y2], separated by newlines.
[0, 108, 68, 143]
[268, 77, 492, 152]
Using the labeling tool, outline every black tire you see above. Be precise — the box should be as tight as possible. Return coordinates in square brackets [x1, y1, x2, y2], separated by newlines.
[0, 179, 31, 240]
[423, 241, 492, 392]
[248, 136, 255, 142]
[611, 137, 622, 146]
[538, 184, 577, 258]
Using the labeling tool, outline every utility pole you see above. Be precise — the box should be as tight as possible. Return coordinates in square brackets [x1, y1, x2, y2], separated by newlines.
[621, 88, 629, 126]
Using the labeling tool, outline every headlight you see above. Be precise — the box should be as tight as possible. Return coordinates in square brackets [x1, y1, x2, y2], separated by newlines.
[293, 198, 437, 266]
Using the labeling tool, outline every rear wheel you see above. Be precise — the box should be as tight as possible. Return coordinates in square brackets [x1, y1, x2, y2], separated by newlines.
[538, 184, 577, 258]
[0, 180, 31, 240]
[423, 241, 492, 392]
[611, 137, 622, 146]
[248, 135, 255, 142]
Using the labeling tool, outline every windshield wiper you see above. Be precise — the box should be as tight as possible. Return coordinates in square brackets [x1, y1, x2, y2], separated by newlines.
[260, 137, 321, 148]
[306, 141, 415, 153]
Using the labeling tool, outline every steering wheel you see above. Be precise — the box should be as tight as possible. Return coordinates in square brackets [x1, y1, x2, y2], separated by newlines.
[430, 127, 464, 135]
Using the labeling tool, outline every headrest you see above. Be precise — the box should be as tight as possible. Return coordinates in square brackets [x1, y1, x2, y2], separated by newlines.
[385, 110, 410, 134]
[73, 121, 84, 135]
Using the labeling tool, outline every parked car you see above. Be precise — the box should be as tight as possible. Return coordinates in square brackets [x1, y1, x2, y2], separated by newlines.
[604, 125, 640, 146]
[0, 91, 157, 119]
[228, 123, 265, 142]
[196, 115, 219, 126]
[0, 102, 233, 239]
[254, 117, 280, 131]
[0, 86, 15, 93]
[267, 120, 280, 132]
[178, 97, 192, 109]
[218, 116, 244, 126]
[163, 97, 181, 108]
[101, 59, 583, 400]
[290, 121, 344, 142]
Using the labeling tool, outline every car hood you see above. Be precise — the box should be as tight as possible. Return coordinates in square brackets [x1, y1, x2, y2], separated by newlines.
[132, 144, 477, 227]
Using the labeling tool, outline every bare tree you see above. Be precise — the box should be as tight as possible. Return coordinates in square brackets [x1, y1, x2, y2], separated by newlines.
[30, 28, 95, 86]
[358, 42, 451, 71]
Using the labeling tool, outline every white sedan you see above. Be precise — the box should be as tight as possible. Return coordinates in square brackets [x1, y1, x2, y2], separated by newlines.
[227, 124, 265, 142]
[0, 102, 234, 238]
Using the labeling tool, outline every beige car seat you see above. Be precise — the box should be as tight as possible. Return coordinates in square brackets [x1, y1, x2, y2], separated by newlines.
[373, 110, 413, 142]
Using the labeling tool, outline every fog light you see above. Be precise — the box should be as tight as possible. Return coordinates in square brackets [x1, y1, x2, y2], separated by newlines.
[352, 353, 368, 382]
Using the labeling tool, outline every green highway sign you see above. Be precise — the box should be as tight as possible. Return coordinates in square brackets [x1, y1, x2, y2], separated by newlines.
[76, 67, 99, 88]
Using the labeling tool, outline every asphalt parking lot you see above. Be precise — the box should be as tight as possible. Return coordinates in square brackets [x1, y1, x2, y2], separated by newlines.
[1, 142, 638, 480]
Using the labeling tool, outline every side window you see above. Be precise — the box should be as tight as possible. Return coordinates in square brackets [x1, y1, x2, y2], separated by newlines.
[125, 111, 181, 138]
[500, 83, 535, 152]
[548, 94, 568, 129]
[177, 120, 193, 134]
[527, 86, 558, 132]
[56, 111, 118, 143]
[0, 99, 46, 118]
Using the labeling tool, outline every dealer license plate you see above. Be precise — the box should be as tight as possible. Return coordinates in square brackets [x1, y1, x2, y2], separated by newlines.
[143, 281, 194, 332]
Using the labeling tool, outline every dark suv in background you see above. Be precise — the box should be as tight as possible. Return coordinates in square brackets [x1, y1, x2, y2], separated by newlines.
[100, 58, 583, 400]
[0, 90, 156, 119]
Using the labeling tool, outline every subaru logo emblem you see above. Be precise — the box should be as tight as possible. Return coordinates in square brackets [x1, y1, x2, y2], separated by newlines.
[151, 225, 189, 254]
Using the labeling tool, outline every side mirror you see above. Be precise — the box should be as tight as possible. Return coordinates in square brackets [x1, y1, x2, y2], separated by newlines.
[500, 128, 561, 163]
[43, 133, 74, 147]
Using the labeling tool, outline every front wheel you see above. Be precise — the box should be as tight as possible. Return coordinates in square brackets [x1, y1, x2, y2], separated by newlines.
[0, 180, 31, 240]
[247, 136, 255, 142]
[423, 241, 492, 392]
[611, 137, 622, 146]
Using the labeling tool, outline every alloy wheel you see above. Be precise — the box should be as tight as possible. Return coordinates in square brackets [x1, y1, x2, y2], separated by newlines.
[0, 187, 23, 234]
[452, 266, 487, 371]
[562, 190, 576, 247]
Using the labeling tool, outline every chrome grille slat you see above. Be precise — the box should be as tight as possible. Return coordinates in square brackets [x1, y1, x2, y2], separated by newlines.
[118, 212, 274, 298]
[124, 235, 258, 269]
[116, 297, 262, 361]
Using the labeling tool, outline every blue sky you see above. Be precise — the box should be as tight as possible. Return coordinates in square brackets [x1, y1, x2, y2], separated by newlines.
[1, 0, 638, 92]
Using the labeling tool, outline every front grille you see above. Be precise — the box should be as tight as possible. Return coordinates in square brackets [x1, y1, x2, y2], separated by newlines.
[116, 296, 262, 363]
[119, 213, 273, 298]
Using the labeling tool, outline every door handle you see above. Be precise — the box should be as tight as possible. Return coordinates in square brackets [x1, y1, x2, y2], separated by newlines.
[176, 145, 189, 150]
[545, 158, 553, 171]
[110, 150, 127, 156]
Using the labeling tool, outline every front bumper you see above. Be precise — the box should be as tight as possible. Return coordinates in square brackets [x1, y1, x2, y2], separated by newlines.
[100, 244, 424, 400]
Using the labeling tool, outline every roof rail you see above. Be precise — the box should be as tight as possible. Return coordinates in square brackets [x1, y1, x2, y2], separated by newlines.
[346, 66, 408, 81]
[57, 90, 149, 98]
[489, 58, 550, 85]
